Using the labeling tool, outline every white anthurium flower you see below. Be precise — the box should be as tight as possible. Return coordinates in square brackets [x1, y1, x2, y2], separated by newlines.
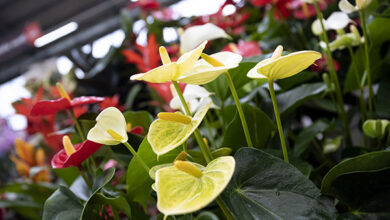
[170, 84, 218, 114]
[311, 12, 352, 36]
[87, 107, 128, 145]
[320, 25, 364, 51]
[180, 23, 230, 54]
[177, 52, 242, 85]
[339, 0, 373, 13]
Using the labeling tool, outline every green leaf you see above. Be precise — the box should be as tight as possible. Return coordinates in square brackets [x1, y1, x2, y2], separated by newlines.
[123, 110, 153, 136]
[196, 211, 219, 220]
[0, 182, 56, 204]
[277, 71, 315, 91]
[321, 151, 390, 212]
[0, 200, 41, 220]
[376, 76, 390, 117]
[331, 168, 390, 212]
[52, 166, 79, 186]
[277, 82, 327, 117]
[83, 192, 131, 219]
[221, 148, 336, 220]
[204, 62, 256, 101]
[80, 168, 116, 219]
[222, 104, 276, 150]
[43, 186, 83, 220]
[126, 138, 180, 207]
[293, 120, 331, 157]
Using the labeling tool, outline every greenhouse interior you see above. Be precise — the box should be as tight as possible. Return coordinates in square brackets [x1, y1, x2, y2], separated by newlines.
[1, 0, 390, 219]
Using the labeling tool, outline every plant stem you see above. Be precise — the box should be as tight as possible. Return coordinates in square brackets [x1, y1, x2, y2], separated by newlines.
[110, 206, 120, 220]
[224, 71, 253, 147]
[79, 167, 92, 189]
[171, 81, 213, 163]
[268, 80, 289, 163]
[216, 197, 234, 220]
[70, 109, 85, 141]
[122, 142, 150, 172]
[360, 9, 374, 117]
[313, 1, 352, 147]
[348, 46, 367, 123]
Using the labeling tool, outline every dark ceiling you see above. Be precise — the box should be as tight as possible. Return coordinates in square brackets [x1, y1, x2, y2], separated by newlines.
[0, 0, 130, 84]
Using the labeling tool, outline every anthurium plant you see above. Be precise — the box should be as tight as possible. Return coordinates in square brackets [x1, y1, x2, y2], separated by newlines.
[2, 0, 390, 219]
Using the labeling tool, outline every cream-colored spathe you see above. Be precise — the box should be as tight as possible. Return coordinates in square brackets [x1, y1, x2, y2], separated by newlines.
[247, 45, 321, 80]
[147, 101, 211, 156]
[178, 51, 242, 85]
[155, 156, 235, 216]
[87, 107, 128, 145]
[130, 41, 207, 83]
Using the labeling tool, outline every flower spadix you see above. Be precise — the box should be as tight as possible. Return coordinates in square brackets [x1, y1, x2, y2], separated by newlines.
[87, 107, 128, 145]
[154, 156, 235, 216]
[130, 41, 207, 83]
[177, 52, 242, 85]
[247, 45, 321, 80]
[148, 101, 211, 156]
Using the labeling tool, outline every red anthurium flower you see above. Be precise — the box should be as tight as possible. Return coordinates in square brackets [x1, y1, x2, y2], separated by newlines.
[289, 0, 328, 20]
[223, 40, 262, 57]
[30, 83, 104, 116]
[51, 136, 102, 168]
[127, 0, 160, 12]
[99, 94, 124, 111]
[251, 0, 293, 20]
[311, 54, 340, 72]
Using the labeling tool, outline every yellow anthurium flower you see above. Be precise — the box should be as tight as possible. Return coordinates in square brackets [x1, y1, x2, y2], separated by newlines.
[147, 101, 211, 156]
[247, 45, 321, 80]
[130, 41, 207, 83]
[155, 156, 235, 216]
[87, 107, 128, 145]
[178, 52, 242, 85]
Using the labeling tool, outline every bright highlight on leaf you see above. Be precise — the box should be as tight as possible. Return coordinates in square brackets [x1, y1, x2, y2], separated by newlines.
[157, 112, 192, 124]
[148, 101, 211, 156]
[247, 45, 321, 80]
[62, 135, 75, 157]
[155, 156, 235, 216]
[178, 51, 242, 85]
[87, 107, 128, 145]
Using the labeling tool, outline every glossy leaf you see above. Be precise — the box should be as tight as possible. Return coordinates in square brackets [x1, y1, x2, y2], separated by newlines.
[123, 110, 153, 135]
[221, 148, 336, 220]
[293, 120, 331, 156]
[222, 104, 275, 150]
[42, 186, 83, 220]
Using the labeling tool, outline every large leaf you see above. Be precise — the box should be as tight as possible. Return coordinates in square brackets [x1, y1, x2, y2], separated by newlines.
[126, 138, 180, 207]
[222, 104, 276, 150]
[293, 120, 331, 157]
[0, 200, 41, 220]
[42, 186, 83, 220]
[277, 82, 327, 117]
[221, 148, 336, 220]
[52, 166, 79, 186]
[321, 151, 390, 194]
[82, 191, 131, 219]
[321, 151, 390, 212]
[81, 168, 116, 219]
[204, 62, 256, 101]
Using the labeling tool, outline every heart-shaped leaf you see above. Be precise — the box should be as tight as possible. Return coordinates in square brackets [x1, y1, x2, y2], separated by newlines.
[221, 148, 336, 219]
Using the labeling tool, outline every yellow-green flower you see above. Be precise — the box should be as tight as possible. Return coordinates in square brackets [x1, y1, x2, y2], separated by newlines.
[154, 156, 235, 216]
[130, 41, 207, 83]
[147, 101, 211, 156]
[87, 107, 128, 145]
[247, 45, 321, 80]
[362, 119, 389, 138]
[177, 52, 242, 85]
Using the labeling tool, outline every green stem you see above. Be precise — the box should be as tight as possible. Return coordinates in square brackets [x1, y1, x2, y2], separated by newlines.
[110, 206, 120, 220]
[348, 46, 367, 123]
[172, 81, 213, 163]
[79, 167, 92, 189]
[204, 116, 217, 148]
[313, 1, 352, 147]
[224, 71, 253, 147]
[122, 142, 150, 172]
[70, 109, 85, 141]
[268, 80, 289, 163]
[216, 197, 234, 220]
[360, 10, 374, 117]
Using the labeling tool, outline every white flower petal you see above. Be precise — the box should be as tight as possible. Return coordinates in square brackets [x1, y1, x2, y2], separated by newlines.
[338, 0, 357, 13]
[326, 12, 351, 30]
[180, 23, 230, 54]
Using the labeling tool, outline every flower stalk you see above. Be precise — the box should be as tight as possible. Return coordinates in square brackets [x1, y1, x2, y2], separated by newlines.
[268, 79, 289, 163]
[313, 0, 352, 146]
[123, 142, 150, 172]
